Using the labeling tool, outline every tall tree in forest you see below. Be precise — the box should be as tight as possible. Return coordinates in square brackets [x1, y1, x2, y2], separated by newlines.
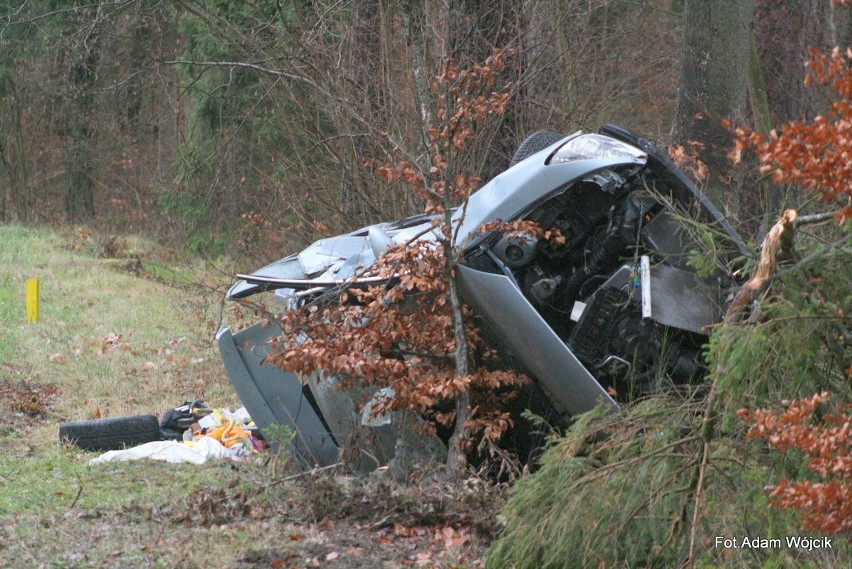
[673, 0, 754, 221]
[755, 0, 851, 124]
[0, 0, 35, 222]
[0, 61, 27, 222]
[63, 4, 102, 223]
[750, 0, 850, 229]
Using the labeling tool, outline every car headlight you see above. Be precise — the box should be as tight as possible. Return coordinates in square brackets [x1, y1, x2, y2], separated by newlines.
[548, 134, 647, 165]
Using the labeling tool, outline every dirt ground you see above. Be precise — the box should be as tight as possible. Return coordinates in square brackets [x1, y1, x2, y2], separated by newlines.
[233, 477, 503, 569]
[169, 466, 506, 569]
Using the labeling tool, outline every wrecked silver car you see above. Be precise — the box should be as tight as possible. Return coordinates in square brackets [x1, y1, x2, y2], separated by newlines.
[217, 125, 748, 469]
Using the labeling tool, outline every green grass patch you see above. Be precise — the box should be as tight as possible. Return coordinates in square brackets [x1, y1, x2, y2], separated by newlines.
[0, 223, 295, 567]
[0, 446, 242, 516]
[0, 224, 240, 429]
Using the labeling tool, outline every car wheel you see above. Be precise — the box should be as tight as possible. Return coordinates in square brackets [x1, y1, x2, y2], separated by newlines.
[509, 130, 566, 167]
[59, 414, 161, 452]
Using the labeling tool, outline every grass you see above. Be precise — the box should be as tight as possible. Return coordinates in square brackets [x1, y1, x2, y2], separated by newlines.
[1, 225, 238, 427]
[1, 444, 282, 568]
[0, 224, 294, 568]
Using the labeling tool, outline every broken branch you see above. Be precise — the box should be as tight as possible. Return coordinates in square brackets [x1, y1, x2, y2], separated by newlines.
[725, 209, 798, 323]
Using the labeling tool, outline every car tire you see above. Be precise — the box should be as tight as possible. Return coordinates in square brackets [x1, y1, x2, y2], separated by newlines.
[509, 130, 566, 168]
[59, 414, 161, 452]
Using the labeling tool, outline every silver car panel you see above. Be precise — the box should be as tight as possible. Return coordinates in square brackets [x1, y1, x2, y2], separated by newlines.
[216, 324, 339, 466]
[457, 265, 618, 416]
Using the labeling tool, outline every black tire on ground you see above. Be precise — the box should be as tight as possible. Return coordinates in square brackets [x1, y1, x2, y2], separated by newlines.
[59, 414, 161, 452]
[509, 130, 567, 168]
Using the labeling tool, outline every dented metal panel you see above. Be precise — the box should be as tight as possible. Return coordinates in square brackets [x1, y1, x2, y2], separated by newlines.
[457, 265, 618, 416]
[216, 324, 339, 466]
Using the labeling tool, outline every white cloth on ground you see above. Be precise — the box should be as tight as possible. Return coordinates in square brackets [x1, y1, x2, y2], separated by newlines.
[88, 436, 249, 465]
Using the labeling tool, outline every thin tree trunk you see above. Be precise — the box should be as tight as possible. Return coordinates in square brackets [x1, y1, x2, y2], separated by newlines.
[754, 0, 846, 125]
[747, 31, 780, 237]
[64, 9, 102, 223]
[10, 82, 27, 221]
[0, 149, 6, 221]
[65, 115, 96, 222]
[446, 271, 471, 478]
[0, 74, 29, 221]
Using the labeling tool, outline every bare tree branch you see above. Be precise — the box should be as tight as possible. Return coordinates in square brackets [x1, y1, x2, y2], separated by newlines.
[159, 59, 319, 88]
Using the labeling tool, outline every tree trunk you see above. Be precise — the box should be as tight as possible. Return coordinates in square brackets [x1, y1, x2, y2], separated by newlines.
[446, 271, 472, 479]
[65, 113, 96, 223]
[0, 74, 29, 221]
[754, 0, 850, 125]
[673, 0, 754, 220]
[0, 149, 5, 221]
[751, 0, 850, 234]
[64, 27, 101, 223]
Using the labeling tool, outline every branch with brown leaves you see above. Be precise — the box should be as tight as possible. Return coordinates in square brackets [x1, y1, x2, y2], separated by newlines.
[738, 393, 852, 534]
[731, 47, 851, 222]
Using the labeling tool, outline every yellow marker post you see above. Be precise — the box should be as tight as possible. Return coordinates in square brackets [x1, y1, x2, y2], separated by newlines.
[26, 279, 40, 322]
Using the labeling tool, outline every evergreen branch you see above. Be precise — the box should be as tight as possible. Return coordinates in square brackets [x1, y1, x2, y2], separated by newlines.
[683, 382, 719, 569]
[768, 233, 851, 284]
[614, 457, 701, 539]
[586, 435, 701, 477]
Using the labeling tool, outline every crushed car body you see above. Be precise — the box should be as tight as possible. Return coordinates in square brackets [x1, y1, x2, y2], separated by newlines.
[217, 124, 748, 469]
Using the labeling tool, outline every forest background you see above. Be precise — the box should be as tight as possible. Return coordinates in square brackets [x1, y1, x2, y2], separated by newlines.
[2, 0, 847, 257]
